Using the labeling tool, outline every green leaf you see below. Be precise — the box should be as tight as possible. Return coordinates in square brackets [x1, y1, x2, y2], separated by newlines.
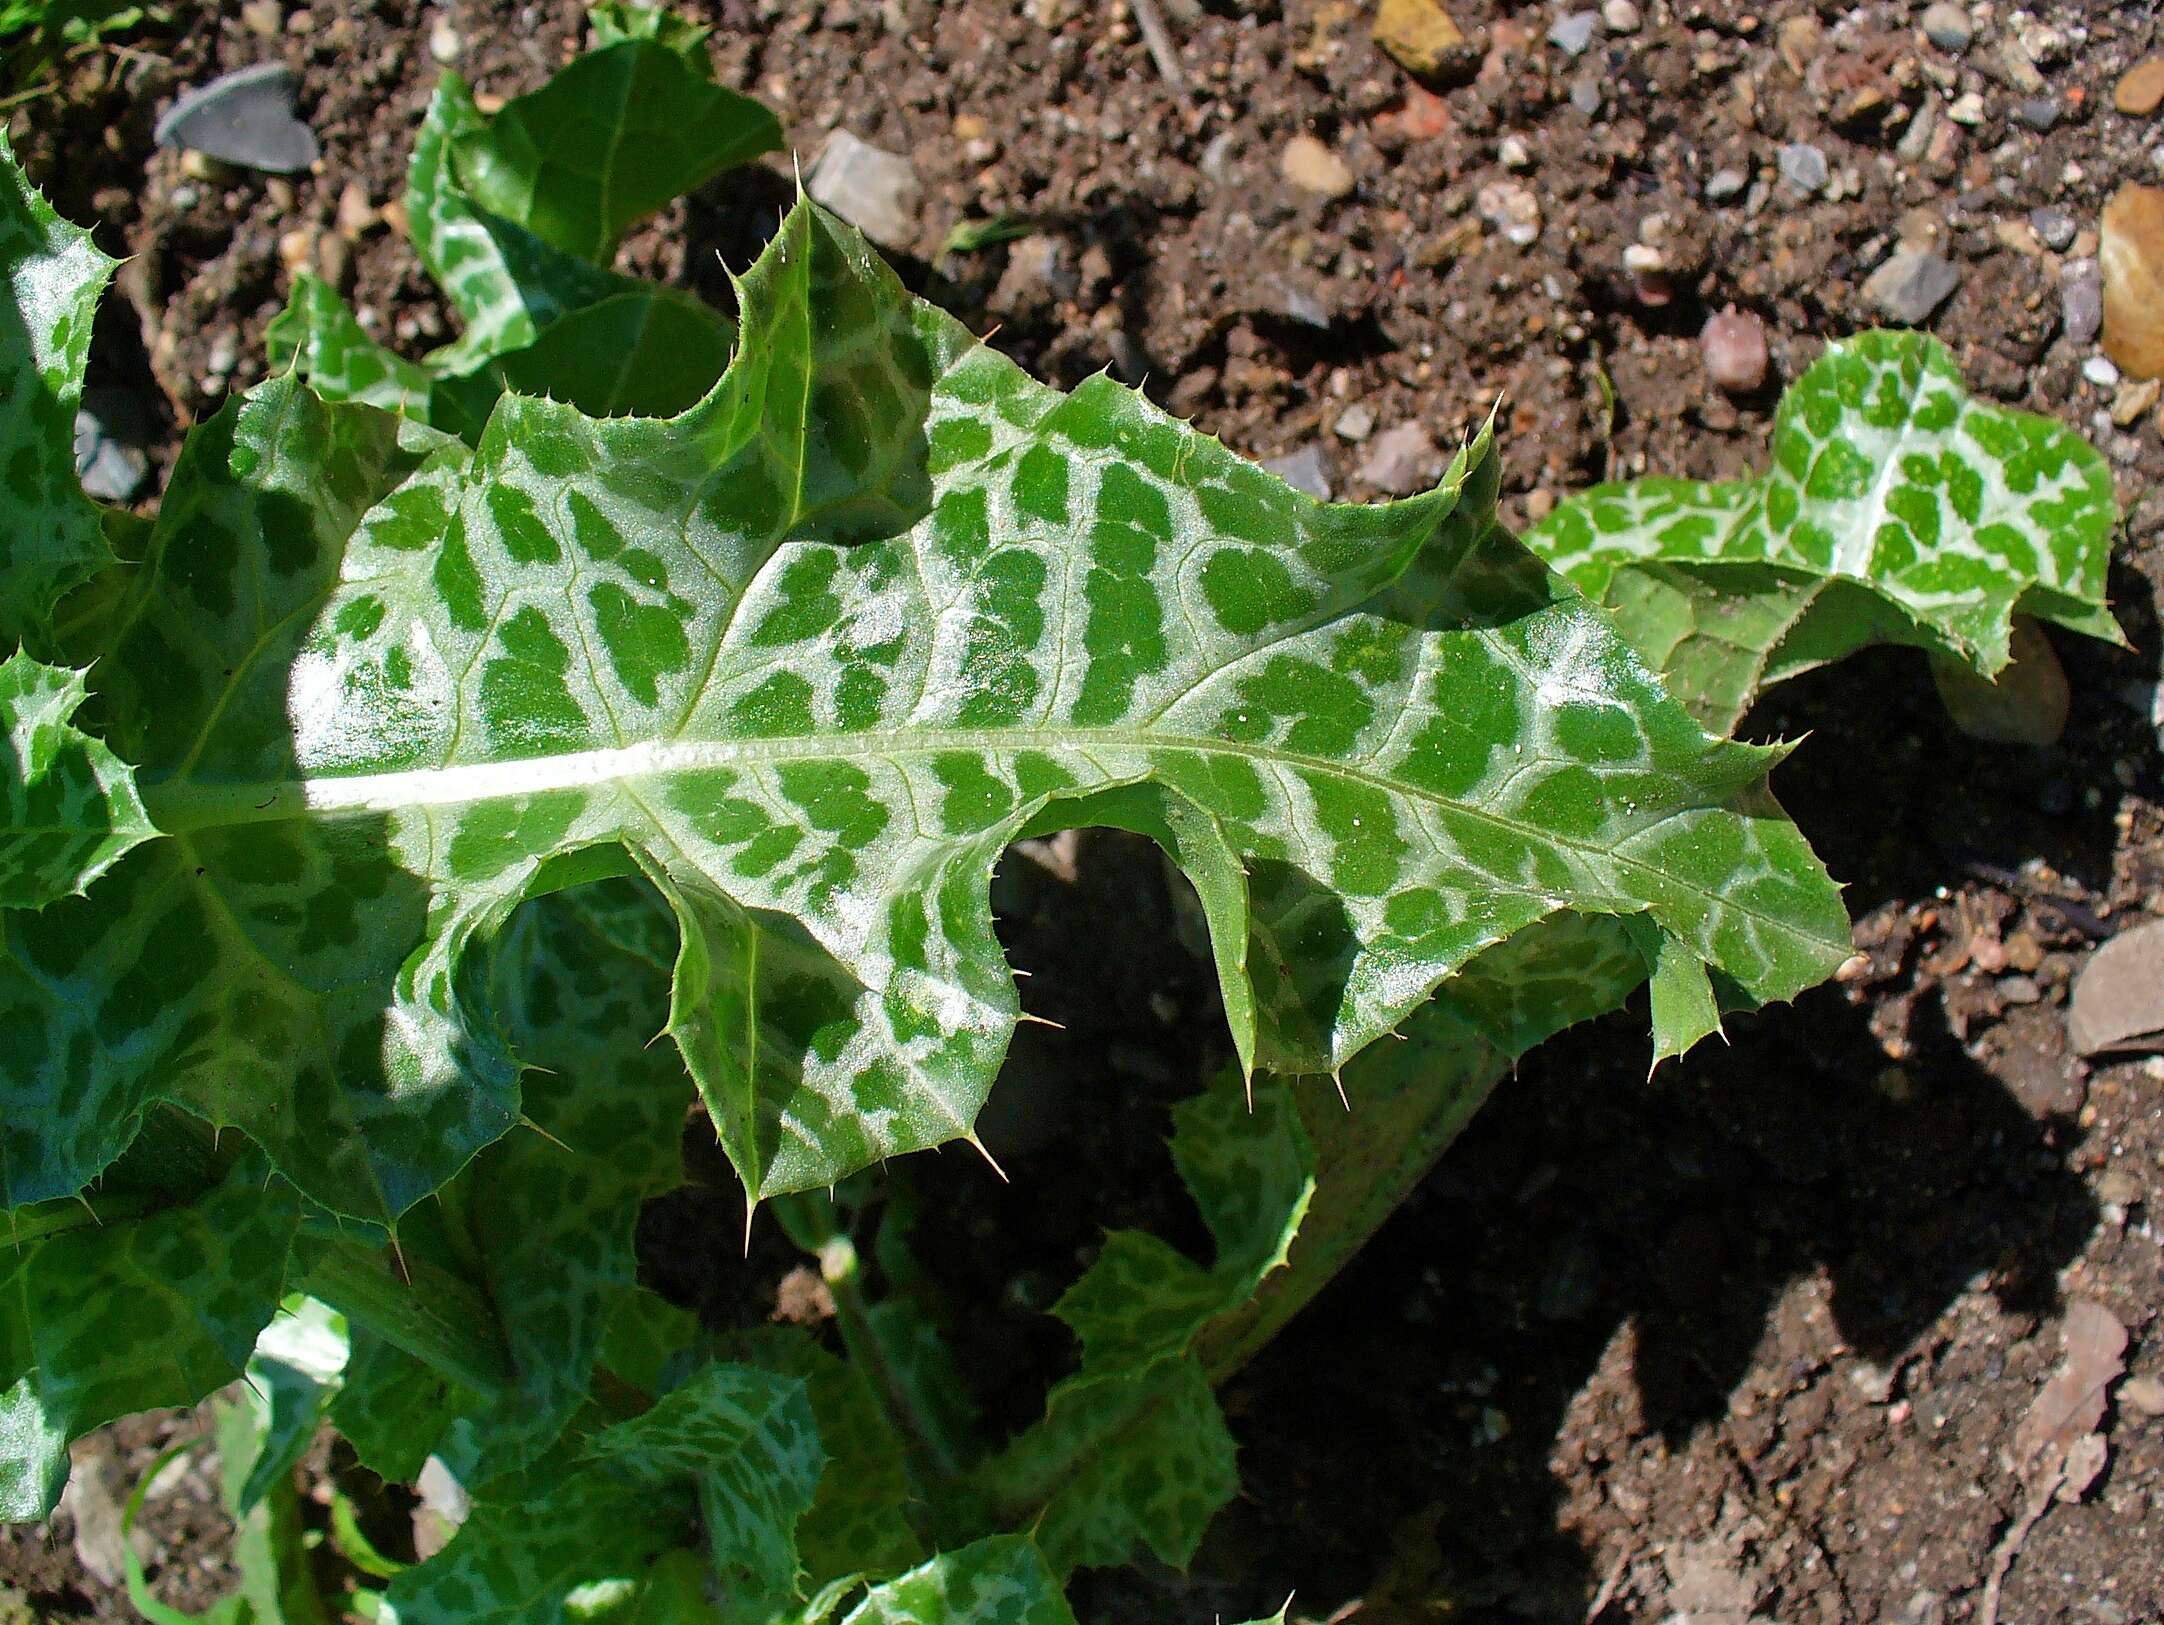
[0, 648, 153, 908]
[0, 128, 116, 648]
[265, 273, 437, 418]
[840, 1537, 1075, 1625]
[54, 195, 1838, 1229]
[385, 1362, 822, 1625]
[446, 31, 782, 262]
[0, 384, 506, 1219]
[407, 73, 630, 363]
[586, 2, 713, 59]
[1526, 331, 2122, 733]
[978, 1073, 1311, 1573]
[0, 1173, 300, 1519]
[232, 1295, 349, 1517]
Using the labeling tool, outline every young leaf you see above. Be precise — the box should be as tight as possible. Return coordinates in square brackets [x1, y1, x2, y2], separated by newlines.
[1526, 331, 2122, 733]
[0, 129, 116, 648]
[0, 1173, 301, 1519]
[840, 1536, 1076, 1625]
[0, 648, 154, 908]
[231, 1295, 350, 1517]
[265, 272, 437, 418]
[978, 1074, 1312, 1573]
[445, 21, 782, 262]
[384, 1362, 822, 1625]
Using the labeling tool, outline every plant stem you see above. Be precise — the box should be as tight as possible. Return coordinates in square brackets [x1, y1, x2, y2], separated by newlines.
[297, 1233, 513, 1398]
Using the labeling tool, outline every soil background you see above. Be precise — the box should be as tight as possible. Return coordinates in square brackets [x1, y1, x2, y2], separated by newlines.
[6, 0, 2164, 1620]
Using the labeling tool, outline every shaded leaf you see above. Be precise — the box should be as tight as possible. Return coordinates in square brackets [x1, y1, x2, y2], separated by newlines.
[0, 128, 115, 647]
[0, 648, 153, 909]
[840, 1536, 1075, 1625]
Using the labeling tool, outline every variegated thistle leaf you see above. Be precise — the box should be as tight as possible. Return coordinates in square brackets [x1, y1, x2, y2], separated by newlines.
[0, 648, 153, 908]
[384, 1361, 822, 1625]
[978, 1073, 1313, 1574]
[4, 191, 1845, 1230]
[0, 128, 115, 648]
[839, 1537, 1075, 1625]
[1525, 331, 2122, 734]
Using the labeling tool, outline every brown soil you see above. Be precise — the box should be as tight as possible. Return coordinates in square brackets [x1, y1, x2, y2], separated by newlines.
[7, 0, 2164, 1620]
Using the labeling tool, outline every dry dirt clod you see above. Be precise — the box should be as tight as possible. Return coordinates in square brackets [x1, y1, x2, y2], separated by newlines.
[1280, 134, 1355, 199]
[2115, 57, 2164, 118]
[2101, 184, 2164, 379]
[2121, 1375, 2164, 1419]
[2068, 916, 2164, 1056]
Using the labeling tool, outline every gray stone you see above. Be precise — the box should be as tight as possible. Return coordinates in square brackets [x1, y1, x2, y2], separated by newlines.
[2012, 96, 2061, 131]
[1704, 166, 1749, 203]
[2030, 206, 2078, 250]
[2069, 918, 2164, 1056]
[1262, 445, 1335, 502]
[2061, 257, 2102, 344]
[154, 63, 318, 174]
[1570, 77, 1602, 115]
[1360, 421, 1442, 495]
[1548, 8, 1600, 54]
[806, 130, 923, 252]
[72, 389, 152, 504]
[1334, 402, 1376, 442]
[1863, 248, 1962, 323]
[1777, 141, 1829, 194]
[1919, 0, 1972, 53]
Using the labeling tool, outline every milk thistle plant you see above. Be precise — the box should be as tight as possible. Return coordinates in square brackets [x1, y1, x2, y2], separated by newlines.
[0, 8, 2120, 1620]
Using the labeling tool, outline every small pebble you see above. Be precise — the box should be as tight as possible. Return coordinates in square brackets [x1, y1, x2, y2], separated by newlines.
[1600, 0, 1639, 32]
[337, 182, 377, 236]
[2122, 1375, 2164, 1419]
[2111, 376, 2161, 426]
[807, 129, 924, 249]
[1919, 0, 1972, 53]
[428, 16, 461, 64]
[1548, 9, 1599, 55]
[1778, 141, 1828, 193]
[2102, 183, 2164, 379]
[2012, 97, 2060, 132]
[1477, 179, 1542, 245]
[1701, 306, 1770, 392]
[1498, 133, 1533, 169]
[1281, 134, 1356, 199]
[1334, 403, 1377, 442]
[2030, 206, 2078, 250]
[2115, 57, 2164, 118]
[1704, 167, 1748, 202]
[2062, 257, 2103, 344]
[240, 0, 281, 35]
[168, 183, 199, 210]
[1360, 421, 1442, 495]
[1948, 91, 1986, 125]
[277, 227, 313, 270]
[1523, 488, 1556, 521]
[2083, 354, 2122, 388]
[1570, 78, 1602, 115]
[1263, 446, 1335, 502]
[1864, 247, 1963, 323]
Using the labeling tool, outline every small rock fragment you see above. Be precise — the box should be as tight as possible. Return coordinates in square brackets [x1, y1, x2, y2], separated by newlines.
[807, 130, 923, 250]
[1360, 421, 1441, 495]
[1778, 141, 1828, 193]
[1947, 90, 1986, 125]
[2121, 1375, 2164, 1419]
[240, 0, 281, 35]
[2083, 354, 2121, 389]
[2062, 257, 2103, 344]
[2069, 917, 2164, 1055]
[1928, 617, 2069, 747]
[1334, 402, 1376, 442]
[2101, 183, 2164, 379]
[1477, 179, 1541, 245]
[2013, 97, 2060, 132]
[153, 63, 319, 174]
[1498, 133, 1532, 169]
[1263, 445, 1335, 501]
[2030, 206, 2077, 250]
[72, 389, 151, 504]
[2115, 57, 2164, 118]
[2112, 376, 2161, 426]
[336, 181, 377, 237]
[1569, 78, 1602, 114]
[1864, 247, 1962, 324]
[428, 16, 461, 63]
[1548, 9, 1599, 56]
[1919, 1, 1972, 53]
[1700, 306, 1769, 393]
[1372, 0, 1469, 79]
[1280, 134, 1356, 199]
[1704, 166, 1748, 202]
[1601, 0, 1638, 31]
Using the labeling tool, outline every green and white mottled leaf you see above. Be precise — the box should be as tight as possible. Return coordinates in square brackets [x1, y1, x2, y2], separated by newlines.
[0, 648, 153, 908]
[265, 273, 437, 419]
[0, 129, 115, 647]
[446, 24, 781, 263]
[978, 1073, 1310, 1573]
[232, 1295, 349, 1517]
[840, 1537, 1075, 1625]
[588, 1, 713, 58]
[0, 1173, 300, 1519]
[1526, 331, 2122, 733]
[66, 195, 1839, 1224]
[385, 1363, 821, 1625]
